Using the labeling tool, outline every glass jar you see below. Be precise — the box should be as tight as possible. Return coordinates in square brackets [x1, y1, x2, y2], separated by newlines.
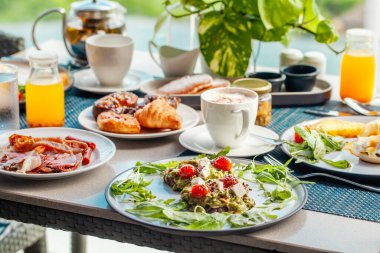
[26, 51, 65, 127]
[340, 29, 375, 103]
[232, 78, 272, 126]
[255, 91, 272, 127]
[0, 63, 19, 133]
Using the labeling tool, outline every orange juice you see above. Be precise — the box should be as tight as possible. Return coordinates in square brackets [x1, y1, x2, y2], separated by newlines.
[26, 81, 65, 127]
[340, 51, 375, 103]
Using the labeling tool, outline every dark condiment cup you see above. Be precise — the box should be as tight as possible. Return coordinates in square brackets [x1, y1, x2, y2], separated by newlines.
[281, 64, 319, 92]
[245, 72, 285, 92]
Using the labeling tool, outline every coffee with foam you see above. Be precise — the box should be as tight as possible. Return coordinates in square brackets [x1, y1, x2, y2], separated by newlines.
[205, 91, 254, 104]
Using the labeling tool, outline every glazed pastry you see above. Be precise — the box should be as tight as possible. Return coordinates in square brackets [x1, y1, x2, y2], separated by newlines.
[135, 99, 182, 130]
[157, 74, 213, 94]
[305, 119, 365, 138]
[359, 119, 380, 137]
[92, 91, 138, 119]
[97, 111, 141, 134]
[144, 95, 181, 109]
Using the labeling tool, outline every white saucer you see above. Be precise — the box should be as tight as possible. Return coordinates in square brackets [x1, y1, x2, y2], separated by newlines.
[74, 68, 152, 94]
[179, 124, 279, 157]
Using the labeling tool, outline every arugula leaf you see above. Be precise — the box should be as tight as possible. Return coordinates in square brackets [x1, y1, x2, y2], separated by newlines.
[208, 146, 231, 160]
[111, 172, 156, 202]
[134, 161, 179, 174]
[321, 158, 351, 169]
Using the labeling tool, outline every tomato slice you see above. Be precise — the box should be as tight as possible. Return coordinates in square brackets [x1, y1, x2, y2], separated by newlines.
[214, 156, 233, 171]
[178, 164, 196, 178]
[191, 184, 209, 198]
[18, 91, 23, 101]
[294, 132, 304, 143]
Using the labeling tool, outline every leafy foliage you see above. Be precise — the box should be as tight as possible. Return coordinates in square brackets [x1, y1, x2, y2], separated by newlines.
[163, 0, 340, 77]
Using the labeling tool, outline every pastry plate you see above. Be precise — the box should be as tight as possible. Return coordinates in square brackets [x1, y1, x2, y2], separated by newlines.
[78, 104, 200, 139]
[106, 156, 307, 236]
[281, 116, 380, 179]
[179, 124, 279, 157]
[74, 68, 152, 94]
[0, 128, 116, 180]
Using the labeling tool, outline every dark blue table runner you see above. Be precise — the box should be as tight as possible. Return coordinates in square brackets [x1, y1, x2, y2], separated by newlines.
[20, 87, 380, 222]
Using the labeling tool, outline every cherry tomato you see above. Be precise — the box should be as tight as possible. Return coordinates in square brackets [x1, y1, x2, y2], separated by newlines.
[214, 156, 233, 171]
[294, 132, 304, 143]
[178, 164, 196, 178]
[221, 175, 238, 188]
[18, 91, 22, 101]
[191, 184, 209, 198]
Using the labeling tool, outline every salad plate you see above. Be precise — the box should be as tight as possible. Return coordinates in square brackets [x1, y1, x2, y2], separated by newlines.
[78, 103, 200, 140]
[179, 124, 278, 157]
[0, 128, 116, 180]
[106, 153, 307, 235]
[74, 68, 152, 94]
[281, 116, 380, 179]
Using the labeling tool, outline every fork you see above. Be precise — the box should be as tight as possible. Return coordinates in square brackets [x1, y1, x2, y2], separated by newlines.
[250, 133, 285, 146]
[263, 155, 380, 193]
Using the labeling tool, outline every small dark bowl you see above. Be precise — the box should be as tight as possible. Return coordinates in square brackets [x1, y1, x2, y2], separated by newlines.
[281, 64, 319, 92]
[245, 72, 285, 92]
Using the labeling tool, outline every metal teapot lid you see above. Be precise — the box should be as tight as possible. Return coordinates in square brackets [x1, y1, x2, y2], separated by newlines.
[72, 0, 125, 19]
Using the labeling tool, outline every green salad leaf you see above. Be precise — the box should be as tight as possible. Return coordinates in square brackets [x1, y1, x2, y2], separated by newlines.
[287, 126, 351, 169]
[133, 161, 179, 174]
[127, 200, 228, 230]
[111, 171, 156, 202]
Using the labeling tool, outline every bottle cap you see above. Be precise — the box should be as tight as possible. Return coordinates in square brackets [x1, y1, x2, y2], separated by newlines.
[28, 50, 58, 64]
[281, 48, 303, 60]
[346, 28, 374, 42]
[303, 51, 326, 63]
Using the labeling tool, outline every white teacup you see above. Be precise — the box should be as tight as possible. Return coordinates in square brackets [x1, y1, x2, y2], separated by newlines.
[201, 87, 258, 148]
[86, 34, 134, 86]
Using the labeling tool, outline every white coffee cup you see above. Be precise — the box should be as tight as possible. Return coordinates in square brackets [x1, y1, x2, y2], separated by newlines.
[86, 34, 134, 86]
[201, 87, 258, 148]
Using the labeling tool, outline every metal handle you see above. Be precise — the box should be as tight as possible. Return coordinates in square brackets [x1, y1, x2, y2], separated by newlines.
[232, 108, 250, 142]
[148, 40, 161, 68]
[297, 173, 380, 193]
[32, 8, 76, 58]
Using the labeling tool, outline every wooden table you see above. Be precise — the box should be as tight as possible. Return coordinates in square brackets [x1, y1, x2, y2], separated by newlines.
[1, 40, 380, 253]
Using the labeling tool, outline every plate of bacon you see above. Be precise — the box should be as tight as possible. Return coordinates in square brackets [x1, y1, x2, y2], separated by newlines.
[0, 128, 116, 179]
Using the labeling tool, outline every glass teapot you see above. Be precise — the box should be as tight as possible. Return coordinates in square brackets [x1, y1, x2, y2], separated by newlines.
[32, 0, 127, 64]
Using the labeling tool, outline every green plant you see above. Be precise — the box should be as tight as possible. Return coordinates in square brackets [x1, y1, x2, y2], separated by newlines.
[162, 0, 340, 77]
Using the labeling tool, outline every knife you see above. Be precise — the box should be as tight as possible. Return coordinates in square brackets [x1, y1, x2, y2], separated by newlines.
[303, 109, 354, 117]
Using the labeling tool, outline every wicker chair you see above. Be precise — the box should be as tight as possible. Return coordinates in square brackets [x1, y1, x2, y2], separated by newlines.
[0, 219, 46, 253]
[0, 32, 25, 58]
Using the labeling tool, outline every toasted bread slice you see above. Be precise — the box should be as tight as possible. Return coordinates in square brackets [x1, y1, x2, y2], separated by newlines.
[157, 74, 213, 95]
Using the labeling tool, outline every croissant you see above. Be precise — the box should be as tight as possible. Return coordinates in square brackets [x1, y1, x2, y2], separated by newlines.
[135, 99, 182, 130]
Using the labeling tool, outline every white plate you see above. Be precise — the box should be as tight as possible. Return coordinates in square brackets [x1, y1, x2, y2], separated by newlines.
[179, 124, 278, 157]
[106, 157, 307, 235]
[0, 128, 116, 180]
[78, 104, 200, 139]
[281, 116, 380, 178]
[74, 68, 152, 94]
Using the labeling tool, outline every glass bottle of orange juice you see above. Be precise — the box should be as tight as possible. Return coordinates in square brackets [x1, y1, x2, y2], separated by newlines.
[340, 29, 376, 103]
[26, 51, 64, 127]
